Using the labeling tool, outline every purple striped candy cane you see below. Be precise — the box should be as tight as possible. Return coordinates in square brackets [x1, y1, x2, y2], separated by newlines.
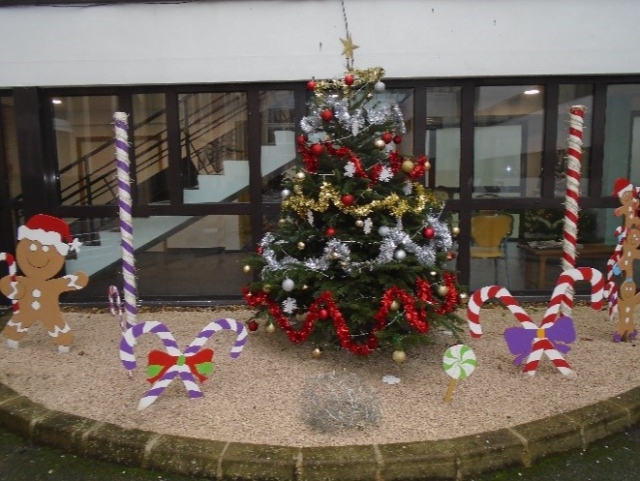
[184, 318, 248, 357]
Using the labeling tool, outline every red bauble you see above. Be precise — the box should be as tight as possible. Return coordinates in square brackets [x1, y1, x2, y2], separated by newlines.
[248, 320, 259, 332]
[344, 74, 355, 86]
[341, 194, 355, 206]
[325, 227, 336, 237]
[320, 109, 334, 122]
[393, 135, 403, 144]
[311, 143, 325, 156]
[319, 309, 329, 320]
[306, 80, 316, 91]
[423, 227, 435, 239]
[297, 134, 307, 145]
[381, 132, 393, 144]
[447, 251, 456, 261]
[256, 246, 263, 255]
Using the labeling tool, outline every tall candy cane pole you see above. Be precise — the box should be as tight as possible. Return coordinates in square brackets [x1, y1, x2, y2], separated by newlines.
[561, 106, 586, 316]
[0, 253, 19, 314]
[114, 112, 137, 326]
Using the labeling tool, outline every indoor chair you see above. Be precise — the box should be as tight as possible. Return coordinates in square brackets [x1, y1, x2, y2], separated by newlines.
[470, 212, 514, 285]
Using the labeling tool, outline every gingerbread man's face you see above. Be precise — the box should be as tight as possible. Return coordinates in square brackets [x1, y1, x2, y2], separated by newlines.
[16, 239, 65, 281]
[621, 190, 637, 206]
[629, 230, 640, 248]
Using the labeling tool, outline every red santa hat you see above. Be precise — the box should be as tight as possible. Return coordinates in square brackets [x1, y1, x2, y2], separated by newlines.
[17, 214, 81, 256]
[613, 178, 634, 198]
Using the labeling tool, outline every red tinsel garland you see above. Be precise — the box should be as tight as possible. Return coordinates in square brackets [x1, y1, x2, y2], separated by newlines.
[243, 274, 459, 355]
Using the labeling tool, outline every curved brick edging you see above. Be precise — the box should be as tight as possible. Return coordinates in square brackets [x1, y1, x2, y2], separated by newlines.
[0, 382, 639, 480]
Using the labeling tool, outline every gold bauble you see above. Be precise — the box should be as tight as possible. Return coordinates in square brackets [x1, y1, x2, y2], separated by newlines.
[452, 226, 461, 236]
[295, 171, 306, 180]
[355, 219, 364, 228]
[392, 350, 407, 364]
[297, 241, 306, 250]
[425, 160, 431, 171]
[311, 347, 324, 359]
[331, 251, 340, 260]
[429, 271, 438, 278]
[401, 160, 415, 173]
[390, 300, 400, 311]
[459, 292, 469, 304]
[437, 285, 449, 296]
[263, 284, 272, 293]
[242, 265, 251, 273]
[374, 139, 386, 150]
[266, 323, 276, 334]
[278, 218, 287, 227]
[302, 284, 309, 290]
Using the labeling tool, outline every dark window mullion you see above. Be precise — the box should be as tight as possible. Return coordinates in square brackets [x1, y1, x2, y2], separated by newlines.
[457, 81, 475, 287]
[165, 92, 183, 206]
[247, 89, 263, 250]
[541, 83, 559, 198]
[14, 88, 52, 218]
[589, 80, 608, 198]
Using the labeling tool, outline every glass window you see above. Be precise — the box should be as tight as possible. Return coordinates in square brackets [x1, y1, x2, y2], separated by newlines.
[426, 87, 462, 198]
[479, 207, 614, 293]
[53, 95, 120, 206]
[603, 84, 640, 196]
[64, 214, 250, 300]
[473, 86, 544, 198]
[555, 84, 594, 197]
[260, 90, 297, 202]
[181, 92, 249, 204]
[133, 93, 169, 205]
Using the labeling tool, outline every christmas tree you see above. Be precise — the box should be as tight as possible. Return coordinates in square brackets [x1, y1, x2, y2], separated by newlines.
[243, 66, 465, 360]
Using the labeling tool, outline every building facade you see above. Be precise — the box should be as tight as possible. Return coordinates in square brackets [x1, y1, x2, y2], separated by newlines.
[1, 0, 640, 304]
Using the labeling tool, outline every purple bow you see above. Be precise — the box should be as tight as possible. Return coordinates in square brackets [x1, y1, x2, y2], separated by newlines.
[504, 316, 576, 366]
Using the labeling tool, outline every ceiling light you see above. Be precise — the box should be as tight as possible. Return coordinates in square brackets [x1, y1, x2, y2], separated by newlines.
[524, 89, 540, 95]
[51, 98, 62, 105]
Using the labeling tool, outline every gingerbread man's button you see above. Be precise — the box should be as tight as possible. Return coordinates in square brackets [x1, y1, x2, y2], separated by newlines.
[32, 289, 41, 298]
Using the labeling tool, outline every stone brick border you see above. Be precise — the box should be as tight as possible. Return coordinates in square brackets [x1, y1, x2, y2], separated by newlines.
[0, 381, 639, 480]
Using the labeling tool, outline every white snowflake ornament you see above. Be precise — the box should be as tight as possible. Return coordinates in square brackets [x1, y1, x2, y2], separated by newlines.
[344, 161, 356, 178]
[378, 166, 393, 182]
[307, 210, 314, 226]
[403, 182, 413, 195]
[282, 297, 298, 314]
[363, 218, 373, 234]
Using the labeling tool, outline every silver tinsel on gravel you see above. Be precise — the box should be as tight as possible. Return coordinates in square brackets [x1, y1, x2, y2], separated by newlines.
[301, 371, 381, 432]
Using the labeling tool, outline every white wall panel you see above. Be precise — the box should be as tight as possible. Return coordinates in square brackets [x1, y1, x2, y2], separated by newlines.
[0, 0, 638, 87]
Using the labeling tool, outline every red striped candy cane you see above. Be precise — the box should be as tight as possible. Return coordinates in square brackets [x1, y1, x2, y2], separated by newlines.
[467, 285, 537, 338]
[605, 233, 624, 322]
[541, 267, 604, 328]
[0, 253, 19, 314]
[521, 267, 604, 378]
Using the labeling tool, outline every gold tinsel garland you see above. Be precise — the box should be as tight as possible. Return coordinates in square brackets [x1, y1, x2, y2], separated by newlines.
[312, 67, 385, 100]
[281, 182, 440, 218]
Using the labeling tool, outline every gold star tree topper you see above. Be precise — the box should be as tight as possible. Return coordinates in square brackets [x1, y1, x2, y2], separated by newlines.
[340, 35, 359, 60]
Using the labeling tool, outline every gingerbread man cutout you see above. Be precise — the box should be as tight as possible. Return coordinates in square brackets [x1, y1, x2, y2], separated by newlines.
[0, 214, 88, 352]
[613, 178, 640, 232]
[615, 279, 640, 342]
